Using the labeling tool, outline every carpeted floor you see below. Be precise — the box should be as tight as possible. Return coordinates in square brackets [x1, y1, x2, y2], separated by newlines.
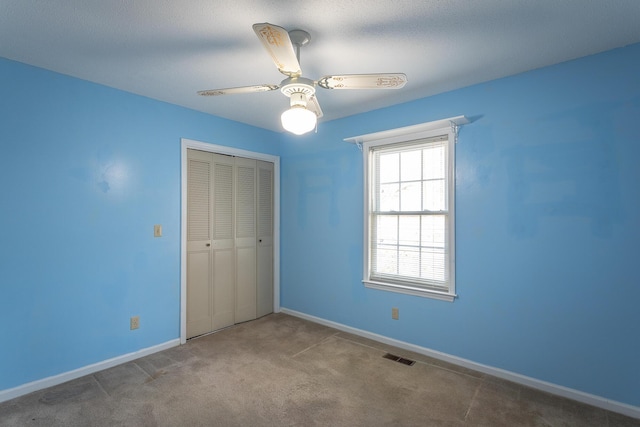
[1, 313, 638, 426]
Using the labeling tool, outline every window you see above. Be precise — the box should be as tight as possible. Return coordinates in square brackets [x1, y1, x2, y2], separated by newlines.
[346, 117, 466, 301]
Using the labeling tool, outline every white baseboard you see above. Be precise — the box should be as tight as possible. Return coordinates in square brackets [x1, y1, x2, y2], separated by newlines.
[0, 339, 180, 404]
[280, 308, 640, 420]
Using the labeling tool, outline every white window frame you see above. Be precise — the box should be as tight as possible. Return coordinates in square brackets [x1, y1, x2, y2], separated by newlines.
[345, 116, 468, 302]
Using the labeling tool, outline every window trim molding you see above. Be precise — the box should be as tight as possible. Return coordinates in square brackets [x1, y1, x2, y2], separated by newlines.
[345, 116, 468, 302]
[344, 116, 469, 147]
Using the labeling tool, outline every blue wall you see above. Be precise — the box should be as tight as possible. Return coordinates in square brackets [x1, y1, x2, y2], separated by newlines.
[0, 57, 281, 390]
[279, 43, 640, 407]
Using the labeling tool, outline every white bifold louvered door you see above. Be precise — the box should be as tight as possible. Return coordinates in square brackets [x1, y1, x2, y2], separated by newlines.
[186, 149, 273, 339]
[256, 160, 274, 318]
[211, 154, 236, 331]
[186, 150, 215, 338]
[234, 157, 257, 324]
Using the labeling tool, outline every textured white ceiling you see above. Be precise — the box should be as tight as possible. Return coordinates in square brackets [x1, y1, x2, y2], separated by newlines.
[2, 1, 640, 132]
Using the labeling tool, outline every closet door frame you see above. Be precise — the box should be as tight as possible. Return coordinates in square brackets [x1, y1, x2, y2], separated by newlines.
[180, 138, 280, 344]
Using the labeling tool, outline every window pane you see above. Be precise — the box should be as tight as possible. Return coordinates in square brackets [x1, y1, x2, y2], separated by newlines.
[398, 246, 420, 277]
[379, 183, 399, 211]
[423, 144, 445, 180]
[379, 153, 399, 183]
[376, 215, 398, 245]
[421, 215, 446, 247]
[423, 180, 445, 211]
[398, 215, 420, 246]
[400, 182, 421, 211]
[421, 248, 446, 282]
[400, 150, 422, 181]
[375, 247, 397, 275]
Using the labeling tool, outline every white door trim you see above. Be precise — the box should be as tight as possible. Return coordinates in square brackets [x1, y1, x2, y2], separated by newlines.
[180, 138, 280, 344]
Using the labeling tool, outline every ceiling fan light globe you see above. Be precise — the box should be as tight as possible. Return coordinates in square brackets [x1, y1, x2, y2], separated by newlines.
[281, 106, 316, 135]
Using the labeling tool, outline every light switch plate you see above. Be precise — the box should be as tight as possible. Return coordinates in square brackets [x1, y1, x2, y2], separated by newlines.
[154, 224, 162, 237]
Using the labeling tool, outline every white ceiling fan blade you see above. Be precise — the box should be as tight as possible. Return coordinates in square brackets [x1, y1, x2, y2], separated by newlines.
[197, 84, 279, 96]
[317, 73, 407, 90]
[253, 23, 302, 77]
[307, 95, 323, 118]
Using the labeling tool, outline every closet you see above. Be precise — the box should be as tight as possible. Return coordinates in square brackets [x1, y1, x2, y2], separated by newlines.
[186, 149, 274, 339]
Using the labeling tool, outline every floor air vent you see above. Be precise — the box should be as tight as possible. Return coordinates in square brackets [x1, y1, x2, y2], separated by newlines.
[382, 353, 415, 366]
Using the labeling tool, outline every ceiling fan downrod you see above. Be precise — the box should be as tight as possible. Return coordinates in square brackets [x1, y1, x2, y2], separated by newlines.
[288, 29, 311, 64]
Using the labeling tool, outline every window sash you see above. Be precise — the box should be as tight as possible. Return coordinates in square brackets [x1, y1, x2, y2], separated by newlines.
[370, 212, 449, 291]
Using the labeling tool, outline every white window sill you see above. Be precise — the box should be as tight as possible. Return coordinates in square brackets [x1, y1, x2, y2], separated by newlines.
[363, 280, 456, 302]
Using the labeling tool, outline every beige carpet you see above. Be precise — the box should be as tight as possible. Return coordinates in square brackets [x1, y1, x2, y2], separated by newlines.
[1, 313, 638, 426]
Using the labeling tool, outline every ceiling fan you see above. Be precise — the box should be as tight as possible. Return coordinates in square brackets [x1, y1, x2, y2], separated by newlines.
[198, 23, 407, 135]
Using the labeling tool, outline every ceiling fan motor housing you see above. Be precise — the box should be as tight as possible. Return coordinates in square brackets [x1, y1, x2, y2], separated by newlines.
[280, 77, 316, 107]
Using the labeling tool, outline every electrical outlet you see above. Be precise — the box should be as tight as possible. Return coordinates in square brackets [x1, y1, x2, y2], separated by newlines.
[130, 316, 140, 330]
[392, 307, 399, 320]
[154, 224, 162, 237]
